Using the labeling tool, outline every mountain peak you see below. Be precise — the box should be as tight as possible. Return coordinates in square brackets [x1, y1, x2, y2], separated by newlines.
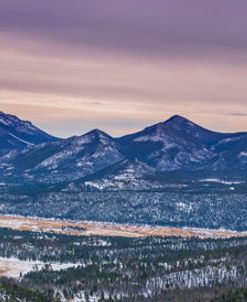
[163, 114, 227, 146]
[84, 128, 113, 139]
[87, 128, 109, 135]
[164, 115, 195, 127]
[72, 128, 114, 146]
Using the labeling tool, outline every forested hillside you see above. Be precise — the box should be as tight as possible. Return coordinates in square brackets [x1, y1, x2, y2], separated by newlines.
[0, 228, 246, 301]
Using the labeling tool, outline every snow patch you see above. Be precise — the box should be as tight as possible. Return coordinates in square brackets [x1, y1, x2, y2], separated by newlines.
[198, 178, 243, 185]
[7, 132, 34, 146]
[0, 256, 79, 279]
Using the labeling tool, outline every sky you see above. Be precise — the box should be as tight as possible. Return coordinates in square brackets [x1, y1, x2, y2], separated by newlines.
[0, 0, 247, 138]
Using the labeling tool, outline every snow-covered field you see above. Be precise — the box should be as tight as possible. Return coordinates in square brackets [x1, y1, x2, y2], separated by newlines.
[0, 256, 79, 278]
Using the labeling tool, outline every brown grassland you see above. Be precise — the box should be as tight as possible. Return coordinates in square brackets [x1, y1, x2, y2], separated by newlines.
[0, 215, 246, 239]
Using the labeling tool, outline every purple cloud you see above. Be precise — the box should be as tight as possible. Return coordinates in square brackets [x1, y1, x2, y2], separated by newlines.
[0, 0, 247, 61]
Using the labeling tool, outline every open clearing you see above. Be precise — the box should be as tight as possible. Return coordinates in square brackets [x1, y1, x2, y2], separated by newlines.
[0, 257, 78, 278]
[0, 215, 246, 239]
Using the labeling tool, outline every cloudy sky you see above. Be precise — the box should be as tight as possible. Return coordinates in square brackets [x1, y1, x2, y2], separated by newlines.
[0, 0, 247, 137]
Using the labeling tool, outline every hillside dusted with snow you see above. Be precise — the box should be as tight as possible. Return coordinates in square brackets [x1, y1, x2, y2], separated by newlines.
[0, 112, 247, 230]
[0, 112, 57, 156]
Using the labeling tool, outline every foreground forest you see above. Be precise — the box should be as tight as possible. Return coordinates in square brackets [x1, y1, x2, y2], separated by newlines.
[0, 228, 246, 301]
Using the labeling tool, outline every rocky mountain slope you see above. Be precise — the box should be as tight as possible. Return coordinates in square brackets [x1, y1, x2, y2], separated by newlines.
[4, 129, 124, 183]
[0, 112, 57, 156]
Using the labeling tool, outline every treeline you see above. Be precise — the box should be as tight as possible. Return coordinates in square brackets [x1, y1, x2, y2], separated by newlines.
[1, 190, 247, 231]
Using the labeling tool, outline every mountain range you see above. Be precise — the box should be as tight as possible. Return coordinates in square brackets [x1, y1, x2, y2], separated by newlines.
[1, 111, 247, 230]
[1, 111, 247, 191]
